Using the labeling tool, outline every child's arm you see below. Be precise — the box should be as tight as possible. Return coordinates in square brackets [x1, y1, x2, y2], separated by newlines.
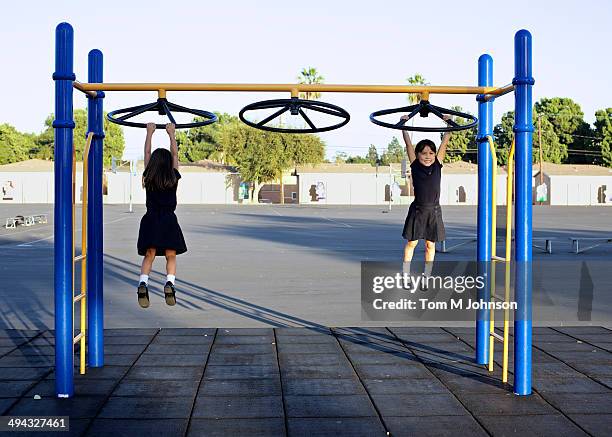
[400, 115, 417, 163]
[144, 123, 155, 167]
[166, 123, 178, 169]
[436, 115, 452, 163]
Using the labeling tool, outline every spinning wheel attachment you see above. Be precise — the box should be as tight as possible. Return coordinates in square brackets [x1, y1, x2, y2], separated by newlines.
[239, 97, 350, 133]
[370, 100, 478, 132]
[107, 98, 218, 129]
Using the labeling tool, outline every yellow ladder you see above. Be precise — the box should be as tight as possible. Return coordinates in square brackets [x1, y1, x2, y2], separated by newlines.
[486, 135, 514, 384]
[72, 132, 94, 375]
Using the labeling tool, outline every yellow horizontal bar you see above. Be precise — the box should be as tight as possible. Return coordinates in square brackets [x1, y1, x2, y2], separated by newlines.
[74, 293, 85, 303]
[74, 82, 508, 95]
[73, 332, 83, 344]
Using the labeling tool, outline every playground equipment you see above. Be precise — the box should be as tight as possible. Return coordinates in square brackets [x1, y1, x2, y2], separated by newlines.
[107, 97, 217, 129]
[53, 22, 534, 398]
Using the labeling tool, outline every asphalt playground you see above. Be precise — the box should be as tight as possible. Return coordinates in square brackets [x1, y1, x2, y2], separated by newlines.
[0, 204, 611, 436]
[0, 204, 611, 329]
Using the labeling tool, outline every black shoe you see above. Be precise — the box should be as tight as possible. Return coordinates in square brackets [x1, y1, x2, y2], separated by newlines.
[137, 282, 150, 308]
[164, 281, 176, 306]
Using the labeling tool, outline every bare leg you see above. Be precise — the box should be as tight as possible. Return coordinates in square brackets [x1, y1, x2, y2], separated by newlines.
[425, 240, 436, 262]
[403, 240, 419, 262]
[140, 248, 156, 275]
[165, 249, 177, 276]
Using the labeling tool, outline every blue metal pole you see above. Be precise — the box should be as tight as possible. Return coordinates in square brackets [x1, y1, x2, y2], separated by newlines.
[87, 49, 105, 368]
[513, 29, 534, 396]
[475, 54, 493, 364]
[53, 22, 75, 398]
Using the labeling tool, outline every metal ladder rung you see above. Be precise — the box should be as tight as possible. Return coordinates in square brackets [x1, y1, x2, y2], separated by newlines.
[74, 254, 87, 262]
[73, 293, 85, 303]
[73, 332, 84, 344]
[492, 255, 507, 262]
[490, 331, 504, 342]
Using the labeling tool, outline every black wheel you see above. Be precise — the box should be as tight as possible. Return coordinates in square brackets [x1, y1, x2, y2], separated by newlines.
[370, 100, 478, 132]
[239, 97, 350, 133]
[107, 98, 217, 129]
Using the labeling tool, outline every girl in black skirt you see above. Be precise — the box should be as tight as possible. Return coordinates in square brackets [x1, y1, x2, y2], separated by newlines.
[401, 115, 452, 281]
[136, 123, 187, 308]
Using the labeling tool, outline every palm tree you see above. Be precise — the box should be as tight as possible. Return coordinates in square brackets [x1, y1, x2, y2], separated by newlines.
[298, 67, 325, 101]
[406, 73, 429, 104]
[406, 74, 429, 140]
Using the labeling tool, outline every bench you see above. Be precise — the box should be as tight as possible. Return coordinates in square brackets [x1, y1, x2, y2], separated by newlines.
[569, 237, 612, 254]
[4, 214, 48, 229]
[438, 236, 553, 254]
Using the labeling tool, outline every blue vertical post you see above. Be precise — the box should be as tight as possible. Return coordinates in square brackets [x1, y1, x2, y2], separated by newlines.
[53, 22, 75, 398]
[475, 54, 493, 364]
[513, 29, 534, 396]
[87, 50, 105, 367]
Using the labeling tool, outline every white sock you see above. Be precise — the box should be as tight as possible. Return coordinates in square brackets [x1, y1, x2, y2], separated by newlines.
[402, 261, 411, 275]
[167, 274, 176, 284]
[139, 274, 149, 285]
[424, 261, 434, 277]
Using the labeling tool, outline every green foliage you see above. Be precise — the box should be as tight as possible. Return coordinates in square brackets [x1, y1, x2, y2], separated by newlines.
[444, 106, 477, 163]
[406, 74, 428, 104]
[36, 109, 125, 166]
[297, 67, 325, 100]
[0, 124, 35, 164]
[366, 144, 379, 165]
[494, 108, 565, 164]
[594, 108, 612, 167]
[346, 155, 370, 164]
[176, 113, 236, 163]
[333, 151, 348, 163]
[216, 121, 325, 200]
[533, 97, 595, 164]
[534, 98, 588, 147]
[380, 136, 405, 165]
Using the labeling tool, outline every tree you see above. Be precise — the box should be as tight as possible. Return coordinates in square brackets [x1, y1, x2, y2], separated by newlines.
[380, 136, 406, 165]
[218, 123, 324, 202]
[534, 97, 591, 164]
[406, 74, 429, 104]
[177, 113, 236, 163]
[494, 108, 564, 164]
[346, 155, 370, 164]
[594, 108, 612, 167]
[0, 124, 35, 164]
[297, 67, 325, 101]
[334, 151, 348, 164]
[366, 144, 379, 165]
[36, 109, 125, 166]
[442, 106, 477, 163]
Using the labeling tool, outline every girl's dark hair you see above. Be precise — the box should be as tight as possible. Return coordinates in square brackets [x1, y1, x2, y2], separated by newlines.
[415, 139, 437, 155]
[143, 148, 177, 191]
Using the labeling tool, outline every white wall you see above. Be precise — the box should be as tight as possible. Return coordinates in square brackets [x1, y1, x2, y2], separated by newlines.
[549, 176, 612, 206]
[0, 172, 54, 203]
[104, 171, 240, 204]
[298, 173, 388, 205]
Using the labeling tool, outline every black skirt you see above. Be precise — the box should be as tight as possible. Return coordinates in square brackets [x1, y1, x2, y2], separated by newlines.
[402, 203, 446, 242]
[137, 209, 187, 256]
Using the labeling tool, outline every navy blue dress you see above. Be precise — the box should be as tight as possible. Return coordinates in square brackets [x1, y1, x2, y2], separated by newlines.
[137, 169, 187, 256]
[402, 158, 446, 242]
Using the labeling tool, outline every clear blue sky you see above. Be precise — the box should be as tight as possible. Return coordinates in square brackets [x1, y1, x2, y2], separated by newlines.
[1, 0, 610, 160]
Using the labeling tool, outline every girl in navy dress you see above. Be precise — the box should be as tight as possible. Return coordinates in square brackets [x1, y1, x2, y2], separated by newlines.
[401, 115, 452, 283]
[137, 123, 187, 308]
